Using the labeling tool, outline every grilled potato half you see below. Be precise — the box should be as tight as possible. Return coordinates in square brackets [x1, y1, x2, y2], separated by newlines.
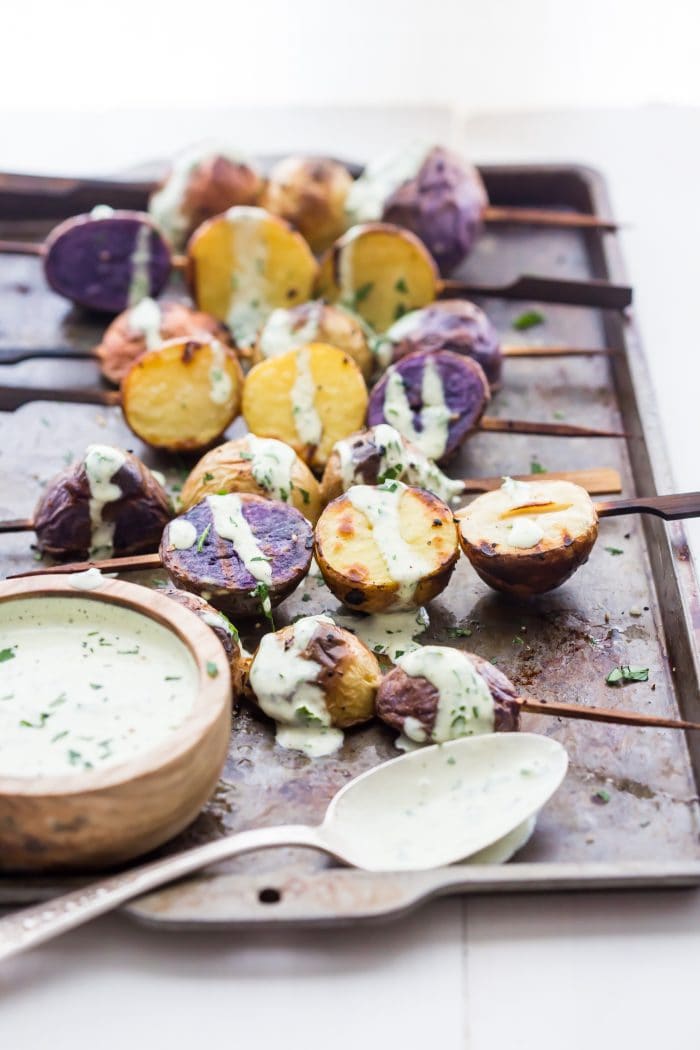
[180, 435, 322, 524]
[261, 156, 353, 254]
[458, 477, 599, 598]
[254, 300, 374, 380]
[316, 222, 438, 333]
[121, 337, 244, 452]
[314, 481, 459, 613]
[242, 342, 368, 471]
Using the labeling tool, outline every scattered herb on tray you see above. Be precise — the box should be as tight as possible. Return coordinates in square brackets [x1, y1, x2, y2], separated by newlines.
[592, 789, 611, 804]
[605, 546, 624, 556]
[606, 665, 649, 686]
[530, 459, 547, 474]
[512, 310, 545, 331]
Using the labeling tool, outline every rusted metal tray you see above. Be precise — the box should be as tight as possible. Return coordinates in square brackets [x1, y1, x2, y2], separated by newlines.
[0, 162, 699, 928]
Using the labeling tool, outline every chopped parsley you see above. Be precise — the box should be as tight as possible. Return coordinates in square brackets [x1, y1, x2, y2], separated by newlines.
[512, 310, 545, 331]
[394, 277, 409, 294]
[592, 788, 611, 804]
[353, 282, 374, 305]
[203, 472, 215, 482]
[196, 524, 211, 552]
[604, 546, 624, 556]
[529, 459, 547, 474]
[448, 627, 472, 638]
[250, 581, 274, 628]
[606, 665, 649, 686]
[295, 705, 324, 726]
[20, 712, 51, 729]
[0, 647, 16, 663]
[206, 661, 219, 678]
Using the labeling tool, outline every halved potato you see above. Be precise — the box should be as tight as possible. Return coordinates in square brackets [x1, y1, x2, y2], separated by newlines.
[121, 336, 243, 452]
[180, 435, 322, 523]
[316, 222, 439, 332]
[314, 481, 459, 613]
[457, 478, 599, 598]
[261, 156, 353, 254]
[254, 300, 374, 380]
[242, 342, 368, 470]
[186, 205, 318, 350]
[162, 586, 249, 697]
[248, 615, 381, 730]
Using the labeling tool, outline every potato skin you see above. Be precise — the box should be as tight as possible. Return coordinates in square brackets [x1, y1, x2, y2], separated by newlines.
[314, 485, 459, 613]
[249, 619, 381, 729]
[262, 156, 353, 254]
[180, 437, 323, 524]
[383, 300, 502, 388]
[160, 494, 313, 618]
[121, 337, 244, 452]
[95, 301, 235, 385]
[43, 211, 172, 314]
[376, 653, 521, 739]
[367, 349, 490, 463]
[254, 301, 374, 380]
[34, 450, 171, 560]
[242, 342, 369, 470]
[458, 481, 599, 598]
[382, 146, 488, 275]
[149, 151, 264, 250]
[161, 586, 248, 696]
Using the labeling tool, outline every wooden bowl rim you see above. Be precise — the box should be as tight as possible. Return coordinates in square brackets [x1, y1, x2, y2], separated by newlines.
[0, 575, 230, 798]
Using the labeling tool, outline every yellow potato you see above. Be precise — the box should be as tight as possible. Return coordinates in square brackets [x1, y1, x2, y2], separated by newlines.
[261, 156, 353, 254]
[316, 222, 439, 332]
[254, 301, 374, 380]
[242, 342, 368, 471]
[187, 206, 318, 349]
[457, 478, 599, 598]
[180, 435, 323, 524]
[121, 337, 243, 452]
[314, 482, 459, 613]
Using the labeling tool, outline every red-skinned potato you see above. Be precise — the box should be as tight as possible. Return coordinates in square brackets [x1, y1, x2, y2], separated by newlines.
[457, 477, 599, 598]
[95, 298, 235, 385]
[262, 156, 353, 253]
[314, 481, 459, 613]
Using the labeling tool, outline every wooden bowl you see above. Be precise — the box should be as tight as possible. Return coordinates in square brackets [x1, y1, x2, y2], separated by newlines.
[0, 575, 232, 872]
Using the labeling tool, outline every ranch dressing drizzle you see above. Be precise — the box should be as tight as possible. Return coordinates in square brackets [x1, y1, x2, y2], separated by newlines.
[345, 482, 433, 607]
[127, 223, 152, 307]
[89, 204, 115, 220]
[291, 346, 323, 446]
[331, 607, 429, 663]
[383, 357, 451, 460]
[508, 519, 545, 549]
[0, 595, 198, 778]
[207, 493, 272, 585]
[344, 142, 430, 224]
[83, 445, 127, 556]
[128, 296, 162, 350]
[208, 340, 234, 405]
[245, 435, 297, 502]
[225, 206, 269, 349]
[249, 614, 343, 758]
[168, 519, 198, 550]
[397, 646, 495, 746]
[258, 303, 323, 358]
[69, 568, 105, 591]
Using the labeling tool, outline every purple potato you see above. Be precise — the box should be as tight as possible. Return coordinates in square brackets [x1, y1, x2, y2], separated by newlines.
[382, 146, 488, 275]
[160, 494, 313, 619]
[367, 349, 490, 464]
[376, 653, 521, 740]
[43, 211, 172, 313]
[384, 300, 503, 388]
[34, 450, 172, 560]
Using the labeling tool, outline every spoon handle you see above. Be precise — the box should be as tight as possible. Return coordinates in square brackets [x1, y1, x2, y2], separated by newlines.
[595, 492, 700, 521]
[0, 823, 322, 964]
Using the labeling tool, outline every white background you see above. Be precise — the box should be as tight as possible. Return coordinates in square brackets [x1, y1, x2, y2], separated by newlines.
[2, 3, 700, 1047]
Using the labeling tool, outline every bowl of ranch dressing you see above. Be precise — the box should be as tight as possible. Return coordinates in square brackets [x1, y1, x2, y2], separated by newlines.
[0, 573, 231, 872]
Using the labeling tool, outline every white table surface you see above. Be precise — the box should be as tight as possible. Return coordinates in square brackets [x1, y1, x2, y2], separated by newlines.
[1, 106, 699, 1049]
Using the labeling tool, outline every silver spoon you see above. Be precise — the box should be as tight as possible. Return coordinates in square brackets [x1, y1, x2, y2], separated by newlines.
[0, 732, 567, 962]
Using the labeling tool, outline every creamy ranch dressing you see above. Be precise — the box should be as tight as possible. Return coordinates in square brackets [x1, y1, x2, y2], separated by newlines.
[383, 357, 451, 460]
[127, 222, 152, 307]
[245, 435, 297, 502]
[344, 142, 430, 225]
[258, 303, 323, 358]
[207, 493, 272, 586]
[396, 646, 495, 748]
[83, 445, 127, 556]
[225, 206, 269, 349]
[499, 477, 546, 549]
[69, 568, 105, 591]
[291, 346, 323, 446]
[0, 596, 198, 778]
[346, 482, 433, 608]
[168, 519, 198, 550]
[208, 341, 234, 405]
[331, 607, 429, 663]
[128, 297, 162, 350]
[249, 615, 343, 757]
[89, 204, 115, 220]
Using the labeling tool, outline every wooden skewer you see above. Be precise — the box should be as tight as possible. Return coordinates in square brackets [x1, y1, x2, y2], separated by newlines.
[463, 467, 622, 496]
[501, 344, 616, 359]
[440, 275, 632, 311]
[483, 206, 617, 232]
[8, 553, 161, 578]
[478, 417, 626, 439]
[519, 696, 700, 733]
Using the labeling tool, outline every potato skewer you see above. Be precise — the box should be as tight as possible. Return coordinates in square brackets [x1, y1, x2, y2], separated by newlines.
[458, 478, 700, 597]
